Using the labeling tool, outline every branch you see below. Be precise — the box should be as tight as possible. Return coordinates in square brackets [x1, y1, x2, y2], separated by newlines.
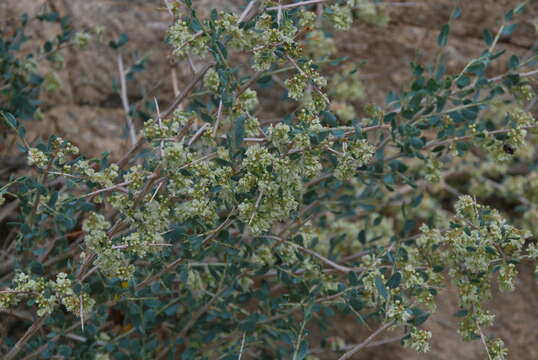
[116, 62, 214, 168]
[266, 0, 423, 11]
[4, 316, 47, 360]
[337, 321, 396, 360]
[117, 53, 137, 146]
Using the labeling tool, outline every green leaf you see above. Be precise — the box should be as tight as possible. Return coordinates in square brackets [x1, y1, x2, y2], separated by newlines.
[387, 272, 402, 289]
[467, 61, 486, 75]
[233, 114, 246, 148]
[109, 33, 128, 49]
[483, 29, 493, 46]
[57, 345, 72, 357]
[199, 112, 213, 123]
[239, 313, 265, 333]
[410, 308, 430, 326]
[348, 271, 360, 286]
[30, 261, 44, 275]
[2, 112, 18, 129]
[508, 55, 519, 70]
[453, 309, 469, 317]
[409, 137, 424, 149]
[410, 192, 424, 208]
[321, 111, 337, 127]
[37, 12, 60, 22]
[456, 75, 470, 88]
[374, 276, 389, 300]
[294, 340, 309, 360]
[502, 23, 518, 36]
[437, 24, 450, 47]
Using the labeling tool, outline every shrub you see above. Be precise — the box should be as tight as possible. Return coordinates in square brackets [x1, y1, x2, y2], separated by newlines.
[1, 1, 537, 359]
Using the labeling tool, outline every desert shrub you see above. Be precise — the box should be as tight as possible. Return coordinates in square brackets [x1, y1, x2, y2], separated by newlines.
[1, 1, 538, 359]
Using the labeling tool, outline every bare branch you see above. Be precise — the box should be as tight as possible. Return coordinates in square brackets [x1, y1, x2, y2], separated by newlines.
[117, 53, 137, 146]
[337, 321, 396, 360]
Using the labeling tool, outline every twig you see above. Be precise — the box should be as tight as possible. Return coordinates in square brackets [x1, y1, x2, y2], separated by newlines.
[298, 245, 359, 273]
[337, 321, 395, 360]
[212, 99, 224, 137]
[424, 125, 538, 150]
[81, 181, 132, 198]
[188, 123, 209, 147]
[266, 0, 327, 10]
[135, 215, 233, 290]
[116, 62, 214, 168]
[19, 323, 79, 360]
[248, 190, 264, 225]
[292, 320, 307, 360]
[117, 53, 137, 146]
[163, 0, 173, 16]
[266, 0, 423, 11]
[489, 68, 538, 82]
[154, 97, 164, 158]
[171, 67, 179, 96]
[163, 62, 214, 119]
[80, 294, 84, 332]
[238, 332, 247, 360]
[4, 316, 47, 360]
[239, 0, 258, 23]
[478, 326, 494, 360]
[155, 272, 231, 360]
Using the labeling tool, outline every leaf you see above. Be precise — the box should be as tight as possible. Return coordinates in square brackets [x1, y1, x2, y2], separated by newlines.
[1, 112, 17, 129]
[348, 271, 360, 286]
[30, 261, 44, 275]
[437, 24, 450, 47]
[387, 272, 402, 289]
[502, 23, 518, 36]
[409, 137, 424, 149]
[256, 75, 273, 88]
[37, 12, 60, 22]
[294, 340, 309, 360]
[321, 111, 337, 127]
[109, 33, 128, 49]
[239, 313, 265, 333]
[199, 112, 213, 123]
[374, 276, 389, 300]
[358, 230, 366, 244]
[410, 308, 430, 326]
[453, 309, 469, 317]
[411, 192, 424, 208]
[456, 75, 470, 88]
[233, 114, 246, 148]
[467, 61, 486, 75]
[483, 29, 493, 46]
[508, 55, 519, 70]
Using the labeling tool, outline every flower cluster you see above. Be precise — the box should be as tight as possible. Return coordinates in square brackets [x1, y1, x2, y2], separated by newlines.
[82, 212, 134, 280]
[143, 111, 193, 141]
[403, 328, 432, 353]
[327, 4, 353, 31]
[168, 19, 208, 58]
[237, 144, 302, 234]
[335, 139, 375, 180]
[0, 272, 94, 317]
[414, 196, 530, 344]
[27, 147, 49, 169]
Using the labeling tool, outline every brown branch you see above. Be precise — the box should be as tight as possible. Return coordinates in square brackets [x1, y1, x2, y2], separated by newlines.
[4, 316, 47, 360]
[337, 321, 396, 360]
